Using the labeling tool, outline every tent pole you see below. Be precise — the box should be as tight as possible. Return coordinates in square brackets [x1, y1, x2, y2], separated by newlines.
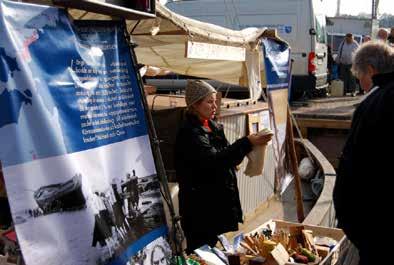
[123, 24, 184, 257]
[286, 105, 305, 222]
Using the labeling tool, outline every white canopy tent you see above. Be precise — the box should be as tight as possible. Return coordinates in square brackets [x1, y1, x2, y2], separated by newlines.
[66, 1, 285, 100]
[127, 3, 283, 99]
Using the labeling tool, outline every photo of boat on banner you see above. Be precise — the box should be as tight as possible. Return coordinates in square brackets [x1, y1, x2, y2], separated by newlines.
[16, 170, 165, 224]
[11, 169, 165, 264]
[32, 174, 86, 216]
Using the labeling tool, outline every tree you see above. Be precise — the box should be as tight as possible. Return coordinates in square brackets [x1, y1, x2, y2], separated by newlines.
[379, 13, 394, 28]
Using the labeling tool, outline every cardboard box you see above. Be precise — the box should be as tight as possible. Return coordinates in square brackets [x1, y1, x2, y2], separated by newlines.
[247, 220, 347, 265]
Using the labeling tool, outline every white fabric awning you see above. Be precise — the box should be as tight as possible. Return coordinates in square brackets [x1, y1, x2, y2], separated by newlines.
[126, 3, 284, 99]
[66, 1, 286, 99]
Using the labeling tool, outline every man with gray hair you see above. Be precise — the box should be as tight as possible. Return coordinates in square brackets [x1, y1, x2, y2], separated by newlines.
[334, 41, 394, 265]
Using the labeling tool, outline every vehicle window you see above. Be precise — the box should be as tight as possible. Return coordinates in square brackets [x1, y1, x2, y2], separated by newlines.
[327, 34, 332, 47]
[315, 15, 327, 44]
[332, 35, 344, 53]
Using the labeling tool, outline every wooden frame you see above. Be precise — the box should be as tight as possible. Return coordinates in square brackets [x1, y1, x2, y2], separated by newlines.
[248, 219, 347, 265]
[53, 0, 156, 19]
[247, 113, 261, 135]
[294, 118, 351, 138]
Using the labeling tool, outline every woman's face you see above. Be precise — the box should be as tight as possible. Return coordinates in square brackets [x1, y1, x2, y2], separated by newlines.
[193, 93, 217, 120]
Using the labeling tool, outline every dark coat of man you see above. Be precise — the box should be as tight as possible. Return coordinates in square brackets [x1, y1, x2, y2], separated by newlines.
[333, 71, 394, 265]
[388, 34, 394, 45]
[175, 113, 252, 252]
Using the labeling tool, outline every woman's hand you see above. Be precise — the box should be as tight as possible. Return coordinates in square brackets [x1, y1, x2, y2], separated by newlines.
[247, 133, 273, 146]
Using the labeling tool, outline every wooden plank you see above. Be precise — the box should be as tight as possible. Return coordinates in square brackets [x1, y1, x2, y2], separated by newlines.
[297, 139, 338, 227]
[251, 219, 345, 242]
[146, 95, 268, 115]
[52, 0, 156, 19]
[270, 89, 288, 125]
[286, 108, 305, 222]
[247, 113, 261, 135]
[219, 102, 268, 118]
[297, 126, 308, 138]
[295, 118, 351, 130]
[147, 94, 186, 111]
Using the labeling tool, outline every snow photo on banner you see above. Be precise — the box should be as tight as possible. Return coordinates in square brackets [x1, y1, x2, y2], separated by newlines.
[0, 1, 170, 265]
[261, 38, 291, 192]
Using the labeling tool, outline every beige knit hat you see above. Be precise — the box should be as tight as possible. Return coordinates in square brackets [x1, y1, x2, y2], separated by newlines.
[185, 80, 217, 107]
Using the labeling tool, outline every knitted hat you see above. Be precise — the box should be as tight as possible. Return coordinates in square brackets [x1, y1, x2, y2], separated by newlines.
[185, 80, 217, 107]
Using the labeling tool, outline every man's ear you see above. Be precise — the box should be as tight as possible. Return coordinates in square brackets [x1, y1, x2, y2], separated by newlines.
[367, 65, 378, 76]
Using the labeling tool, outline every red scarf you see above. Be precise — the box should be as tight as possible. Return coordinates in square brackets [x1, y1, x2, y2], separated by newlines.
[202, 119, 212, 132]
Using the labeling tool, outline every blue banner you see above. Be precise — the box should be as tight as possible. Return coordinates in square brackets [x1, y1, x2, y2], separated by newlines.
[0, 1, 170, 265]
[262, 38, 291, 90]
[0, 2, 148, 167]
[261, 39, 291, 192]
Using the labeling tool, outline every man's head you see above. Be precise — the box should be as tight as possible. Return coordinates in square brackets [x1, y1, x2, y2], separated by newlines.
[352, 41, 394, 91]
[345, 33, 353, 44]
[377, 28, 388, 41]
[390, 27, 394, 36]
[150, 245, 168, 265]
[363, 35, 371, 43]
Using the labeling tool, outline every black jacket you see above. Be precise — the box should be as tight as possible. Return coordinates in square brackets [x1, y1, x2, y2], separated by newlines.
[175, 113, 252, 239]
[388, 34, 394, 44]
[333, 72, 394, 261]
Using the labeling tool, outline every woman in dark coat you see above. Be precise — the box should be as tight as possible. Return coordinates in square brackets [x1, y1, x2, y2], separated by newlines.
[175, 80, 272, 252]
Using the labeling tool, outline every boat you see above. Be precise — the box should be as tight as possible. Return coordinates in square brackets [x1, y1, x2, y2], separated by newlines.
[33, 174, 86, 213]
[291, 95, 360, 169]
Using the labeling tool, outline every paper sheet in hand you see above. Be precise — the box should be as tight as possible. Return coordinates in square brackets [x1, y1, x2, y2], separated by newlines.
[244, 128, 273, 177]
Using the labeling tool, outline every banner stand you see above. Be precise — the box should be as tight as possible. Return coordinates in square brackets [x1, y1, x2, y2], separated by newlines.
[123, 25, 184, 258]
[1, 2, 178, 263]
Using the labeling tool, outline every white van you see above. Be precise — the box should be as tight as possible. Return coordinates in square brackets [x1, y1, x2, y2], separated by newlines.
[165, 0, 329, 100]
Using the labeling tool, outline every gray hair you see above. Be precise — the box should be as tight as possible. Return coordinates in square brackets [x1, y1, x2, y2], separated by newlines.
[351, 41, 394, 78]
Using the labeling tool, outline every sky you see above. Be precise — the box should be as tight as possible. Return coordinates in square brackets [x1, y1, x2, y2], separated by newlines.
[325, 0, 394, 16]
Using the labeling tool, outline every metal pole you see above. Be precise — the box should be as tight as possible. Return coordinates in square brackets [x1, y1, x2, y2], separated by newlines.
[336, 0, 341, 16]
[372, 0, 376, 19]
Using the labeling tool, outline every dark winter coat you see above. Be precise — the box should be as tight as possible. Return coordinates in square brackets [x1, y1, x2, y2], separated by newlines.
[333, 71, 394, 264]
[388, 34, 394, 44]
[175, 113, 252, 250]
